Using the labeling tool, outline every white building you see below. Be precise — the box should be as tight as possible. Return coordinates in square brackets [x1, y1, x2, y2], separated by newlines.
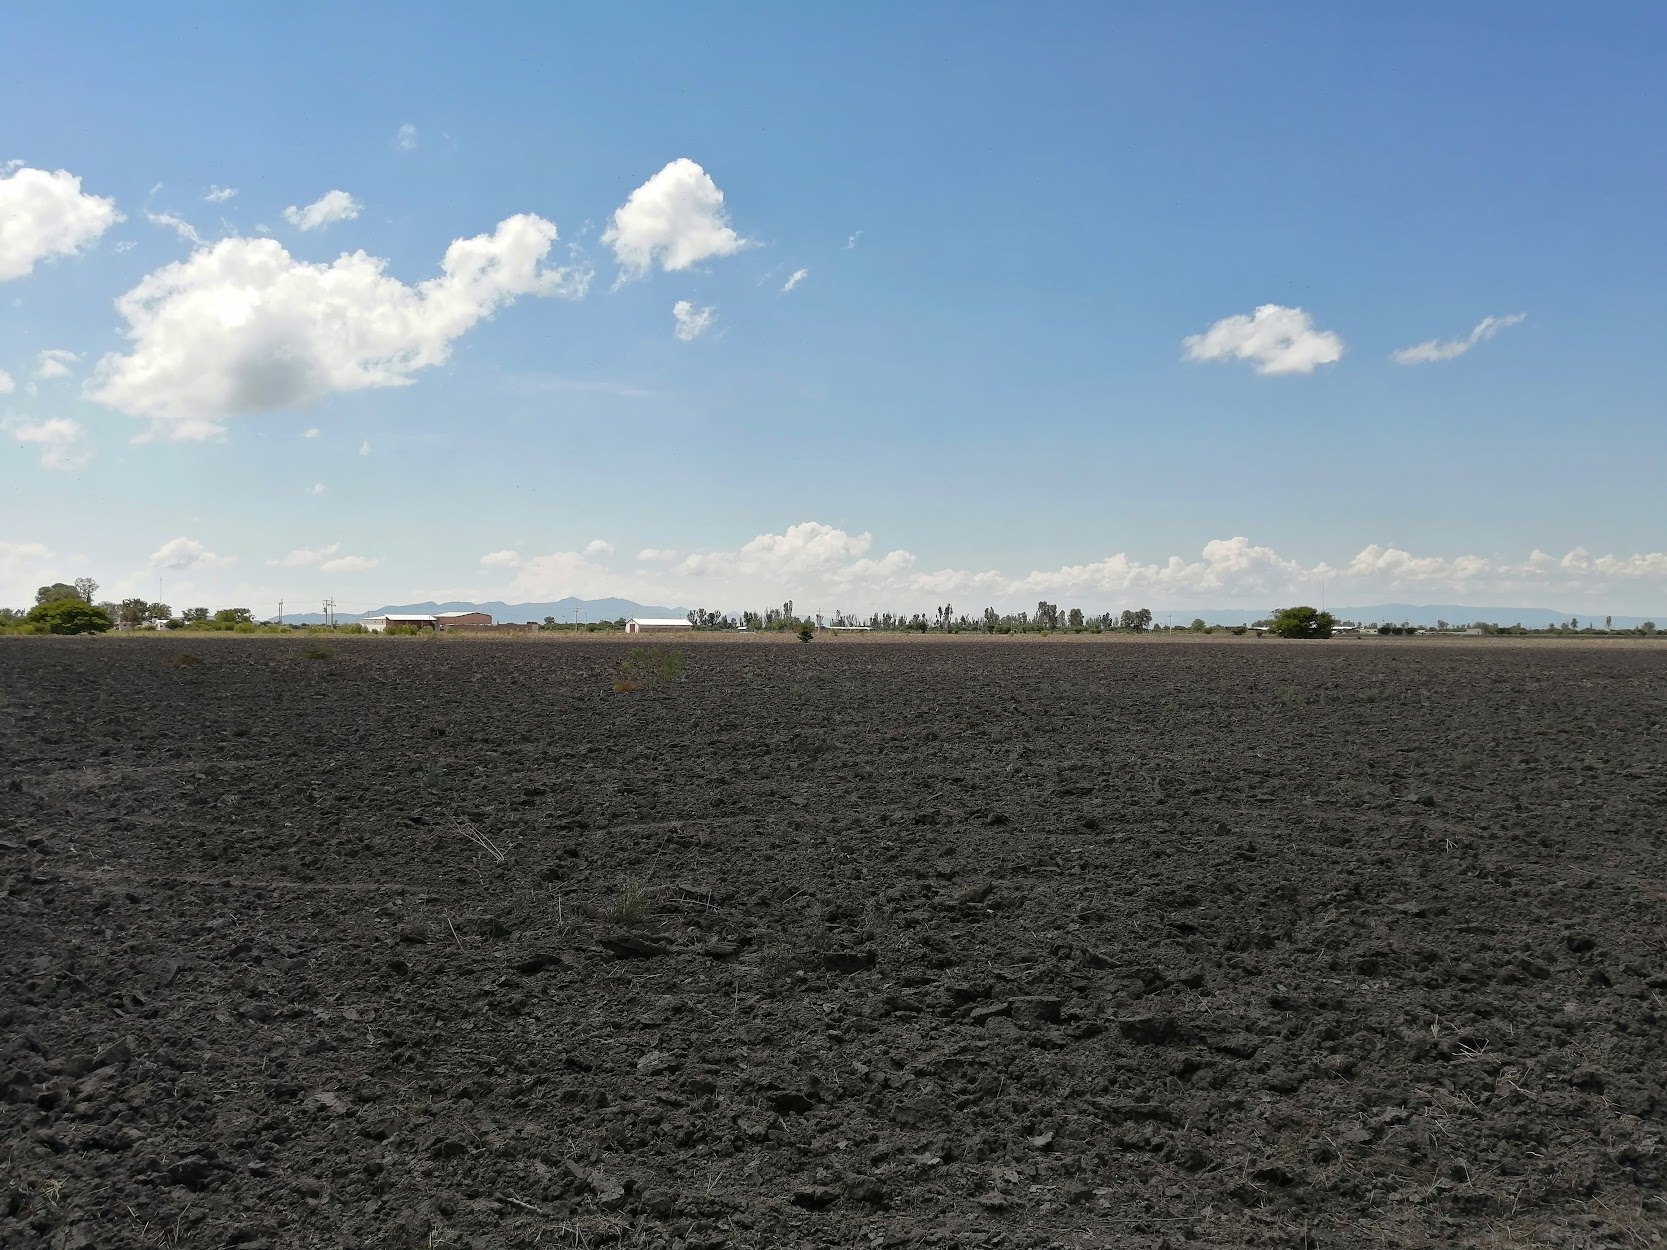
[361, 614, 438, 633]
[625, 617, 693, 634]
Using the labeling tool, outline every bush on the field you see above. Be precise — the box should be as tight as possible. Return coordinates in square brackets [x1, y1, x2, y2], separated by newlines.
[614, 646, 686, 692]
[1269, 606, 1336, 640]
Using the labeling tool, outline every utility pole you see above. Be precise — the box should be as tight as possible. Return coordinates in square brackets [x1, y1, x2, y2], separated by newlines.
[278, 598, 284, 626]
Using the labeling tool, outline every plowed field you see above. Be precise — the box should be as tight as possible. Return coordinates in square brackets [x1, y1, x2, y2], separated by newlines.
[3, 635, 1664, 1249]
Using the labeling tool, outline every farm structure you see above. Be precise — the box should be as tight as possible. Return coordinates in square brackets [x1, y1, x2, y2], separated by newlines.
[625, 617, 693, 634]
[360, 611, 496, 632]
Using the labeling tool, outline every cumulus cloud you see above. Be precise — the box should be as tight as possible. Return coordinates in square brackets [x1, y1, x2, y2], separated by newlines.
[0, 165, 120, 281]
[0, 539, 53, 567]
[782, 268, 808, 293]
[479, 549, 521, 569]
[395, 124, 419, 152]
[1183, 305, 1344, 376]
[145, 211, 204, 246]
[672, 300, 715, 342]
[33, 349, 78, 382]
[303, 426, 320, 438]
[600, 522, 1667, 614]
[1392, 313, 1526, 365]
[320, 554, 376, 573]
[603, 159, 748, 279]
[269, 543, 341, 567]
[636, 548, 678, 562]
[0, 370, 12, 394]
[150, 537, 233, 569]
[89, 213, 588, 439]
[282, 190, 362, 232]
[204, 186, 237, 204]
[2, 416, 93, 470]
[584, 539, 613, 557]
[502, 549, 620, 600]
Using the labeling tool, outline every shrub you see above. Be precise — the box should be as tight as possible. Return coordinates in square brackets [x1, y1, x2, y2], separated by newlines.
[614, 646, 687, 693]
[798, 626, 815, 643]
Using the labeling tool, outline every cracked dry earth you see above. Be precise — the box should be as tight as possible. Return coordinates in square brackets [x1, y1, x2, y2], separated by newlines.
[2, 634, 1666, 1250]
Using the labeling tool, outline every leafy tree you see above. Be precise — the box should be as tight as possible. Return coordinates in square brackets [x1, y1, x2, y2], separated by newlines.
[1190, 618, 1206, 631]
[213, 607, 254, 625]
[1067, 607, 1084, 628]
[27, 599, 114, 634]
[1035, 601, 1060, 630]
[797, 625, 814, 643]
[1643, 621, 1658, 635]
[74, 578, 98, 604]
[35, 582, 82, 606]
[1269, 605, 1336, 640]
[182, 607, 210, 623]
[1119, 608, 1153, 633]
[117, 598, 171, 627]
[0, 608, 21, 624]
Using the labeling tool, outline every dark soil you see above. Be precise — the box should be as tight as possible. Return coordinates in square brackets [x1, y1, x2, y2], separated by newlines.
[3, 636, 1665, 1249]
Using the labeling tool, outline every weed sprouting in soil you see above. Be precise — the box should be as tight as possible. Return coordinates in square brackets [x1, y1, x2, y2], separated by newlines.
[1359, 688, 1383, 704]
[613, 646, 686, 693]
[1455, 752, 1478, 773]
[608, 876, 649, 925]
[421, 759, 445, 791]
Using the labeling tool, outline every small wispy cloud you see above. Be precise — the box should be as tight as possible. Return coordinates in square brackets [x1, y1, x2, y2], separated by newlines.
[845, 230, 863, 250]
[1392, 313, 1527, 365]
[395, 123, 419, 152]
[146, 211, 204, 246]
[359, 440, 371, 456]
[33, 349, 79, 382]
[303, 427, 320, 439]
[584, 539, 613, 557]
[282, 190, 361, 232]
[309, 482, 326, 495]
[782, 268, 808, 294]
[673, 299, 716, 342]
[2, 416, 93, 470]
[204, 186, 237, 204]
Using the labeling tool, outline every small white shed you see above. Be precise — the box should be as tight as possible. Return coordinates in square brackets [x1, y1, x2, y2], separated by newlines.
[362, 614, 438, 633]
[626, 617, 693, 634]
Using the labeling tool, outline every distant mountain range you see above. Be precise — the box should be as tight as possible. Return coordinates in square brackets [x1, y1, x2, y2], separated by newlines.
[280, 597, 691, 625]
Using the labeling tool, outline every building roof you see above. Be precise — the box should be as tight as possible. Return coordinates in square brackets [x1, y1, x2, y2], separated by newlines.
[370, 613, 438, 622]
[629, 617, 692, 626]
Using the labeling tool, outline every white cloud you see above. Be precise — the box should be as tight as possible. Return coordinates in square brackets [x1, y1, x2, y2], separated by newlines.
[0, 539, 52, 568]
[636, 548, 678, 562]
[845, 231, 863, 250]
[584, 539, 613, 557]
[150, 537, 233, 570]
[1392, 313, 1526, 365]
[146, 211, 204, 246]
[503, 549, 620, 600]
[309, 482, 326, 494]
[113, 240, 136, 254]
[603, 159, 748, 279]
[303, 426, 320, 438]
[89, 213, 588, 440]
[673, 299, 715, 342]
[0, 369, 12, 394]
[282, 190, 362, 232]
[204, 186, 237, 204]
[782, 268, 808, 293]
[0, 165, 120, 281]
[33, 349, 79, 382]
[270, 543, 341, 568]
[479, 549, 521, 569]
[395, 124, 419, 152]
[1183, 304, 1344, 376]
[320, 555, 376, 573]
[358, 439, 371, 456]
[2, 416, 93, 470]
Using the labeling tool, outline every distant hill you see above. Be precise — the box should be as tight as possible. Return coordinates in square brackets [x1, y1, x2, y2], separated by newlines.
[281, 597, 692, 625]
[1184, 603, 1658, 629]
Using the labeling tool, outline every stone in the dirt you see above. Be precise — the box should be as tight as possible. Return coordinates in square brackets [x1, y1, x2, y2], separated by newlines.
[513, 952, 571, 974]
[597, 932, 669, 958]
[824, 950, 877, 975]
[792, 1185, 839, 1210]
[1010, 996, 1062, 1027]
[967, 1001, 1011, 1026]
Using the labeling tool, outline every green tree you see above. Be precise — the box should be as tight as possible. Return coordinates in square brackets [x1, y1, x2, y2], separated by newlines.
[117, 598, 168, 627]
[74, 577, 98, 604]
[1642, 621, 1657, 635]
[27, 599, 114, 634]
[1035, 601, 1060, 630]
[1190, 618, 1206, 631]
[1269, 605, 1336, 640]
[182, 607, 210, 623]
[34, 582, 82, 606]
[1067, 607, 1084, 628]
[213, 607, 254, 625]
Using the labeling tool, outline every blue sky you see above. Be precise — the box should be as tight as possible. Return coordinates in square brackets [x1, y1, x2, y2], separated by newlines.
[4, 3, 1666, 616]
